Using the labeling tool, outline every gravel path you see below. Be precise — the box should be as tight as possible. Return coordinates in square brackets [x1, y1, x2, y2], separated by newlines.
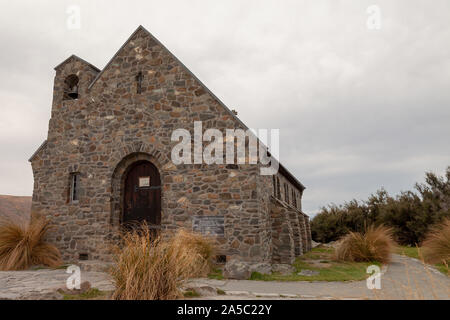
[189, 255, 450, 300]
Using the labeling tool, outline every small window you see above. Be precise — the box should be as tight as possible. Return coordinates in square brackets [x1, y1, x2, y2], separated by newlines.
[272, 175, 277, 197]
[216, 255, 227, 264]
[136, 71, 143, 94]
[284, 183, 289, 203]
[79, 253, 89, 260]
[276, 177, 281, 199]
[70, 173, 80, 202]
[292, 189, 297, 208]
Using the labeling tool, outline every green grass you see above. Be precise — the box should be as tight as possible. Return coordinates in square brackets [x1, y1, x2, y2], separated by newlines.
[434, 263, 449, 276]
[306, 247, 334, 254]
[249, 246, 381, 282]
[63, 288, 108, 300]
[216, 289, 226, 295]
[183, 290, 200, 298]
[397, 246, 420, 259]
[208, 267, 224, 280]
[30, 264, 70, 271]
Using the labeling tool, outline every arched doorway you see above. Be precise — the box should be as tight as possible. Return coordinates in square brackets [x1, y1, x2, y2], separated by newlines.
[122, 160, 161, 231]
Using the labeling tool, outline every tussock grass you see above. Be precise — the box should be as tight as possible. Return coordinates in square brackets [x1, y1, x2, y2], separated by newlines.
[172, 228, 215, 272]
[110, 225, 215, 300]
[0, 216, 61, 270]
[422, 218, 450, 268]
[335, 225, 395, 264]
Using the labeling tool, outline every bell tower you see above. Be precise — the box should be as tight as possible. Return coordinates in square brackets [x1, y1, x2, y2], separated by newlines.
[46, 55, 100, 144]
[51, 54, 100, 114]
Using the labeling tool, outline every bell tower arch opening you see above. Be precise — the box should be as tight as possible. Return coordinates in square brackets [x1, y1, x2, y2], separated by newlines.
[63, 74, 79, 100]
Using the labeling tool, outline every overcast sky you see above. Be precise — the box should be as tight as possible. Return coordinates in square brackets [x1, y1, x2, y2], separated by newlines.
[0, 0, 449, 215]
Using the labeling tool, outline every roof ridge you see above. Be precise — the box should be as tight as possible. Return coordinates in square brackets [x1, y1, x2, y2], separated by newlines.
[54, 54, 100, 72]
[28, 140, 48, 162]
[87, 25, 146, 89]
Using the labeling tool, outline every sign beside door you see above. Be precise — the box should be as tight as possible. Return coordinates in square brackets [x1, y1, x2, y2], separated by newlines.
[193, 216, 224, 236]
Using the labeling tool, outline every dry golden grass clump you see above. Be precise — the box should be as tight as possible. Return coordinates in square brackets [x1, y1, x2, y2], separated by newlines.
[110, 225, 215, 300]
[0, 216, 62, 270]
[335, 225, 395, 264]
[171, 229, 215, 273]
[422, 218, 450, 266]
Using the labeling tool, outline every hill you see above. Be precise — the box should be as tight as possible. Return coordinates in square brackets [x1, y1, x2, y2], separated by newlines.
[0, 195, 31, 222]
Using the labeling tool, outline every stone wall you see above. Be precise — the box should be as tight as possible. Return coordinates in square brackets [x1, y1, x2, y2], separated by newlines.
[288, 209, 303, 257]
[298, 213, 307, 255]
[304, 215, 312, 251]
[30, 26, 311, 264]
[268, 196, 311, 264]
[30, 27, 273, 263]
[269, 198, 295, 264]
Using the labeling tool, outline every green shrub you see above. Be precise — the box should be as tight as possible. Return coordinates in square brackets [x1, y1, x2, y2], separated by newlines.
[311, 167, 450, 246]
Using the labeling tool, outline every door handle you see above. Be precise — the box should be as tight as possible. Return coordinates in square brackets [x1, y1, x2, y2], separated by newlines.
[134, 185, 161, 192]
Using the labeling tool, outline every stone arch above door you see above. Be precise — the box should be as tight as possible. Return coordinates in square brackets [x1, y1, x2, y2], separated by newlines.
[109, 142, 171, 174]
[110, 149, 168, 228]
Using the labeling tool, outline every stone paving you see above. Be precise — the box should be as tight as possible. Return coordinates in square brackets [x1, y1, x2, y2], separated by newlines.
[0, 268, 114, 300]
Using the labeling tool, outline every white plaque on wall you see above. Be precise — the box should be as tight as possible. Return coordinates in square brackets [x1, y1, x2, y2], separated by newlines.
[192, 216, 225, 236]
[139, 177, 150, 187]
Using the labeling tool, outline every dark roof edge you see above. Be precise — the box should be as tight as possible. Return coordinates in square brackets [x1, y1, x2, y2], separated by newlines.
[86, 26, 250, 130]
[87, 26, 145, 89]
[54, 54, 101, 72]
[270, 195, 309, 217]
[279, 164, 306, 191]
[28, 140, 48, 162]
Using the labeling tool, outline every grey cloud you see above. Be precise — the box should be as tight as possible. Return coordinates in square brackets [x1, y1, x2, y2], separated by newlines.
[0, 0, 449, 216]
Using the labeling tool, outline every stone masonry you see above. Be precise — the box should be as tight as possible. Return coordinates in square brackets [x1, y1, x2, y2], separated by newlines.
[29, 26, 311, 266]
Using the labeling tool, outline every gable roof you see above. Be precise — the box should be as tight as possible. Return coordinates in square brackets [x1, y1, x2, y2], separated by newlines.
[86, 26, 251, 130]
[87, 26, 144, 90]
[36, 26, 305, 191]
[54, 54, 101, 72]
[86, 26, 305, 191]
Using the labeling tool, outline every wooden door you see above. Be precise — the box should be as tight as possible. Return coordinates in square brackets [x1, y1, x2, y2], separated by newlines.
[123, 161, 161, 229]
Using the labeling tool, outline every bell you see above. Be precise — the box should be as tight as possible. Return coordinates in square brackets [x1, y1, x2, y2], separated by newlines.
[67, 85, 78, 99]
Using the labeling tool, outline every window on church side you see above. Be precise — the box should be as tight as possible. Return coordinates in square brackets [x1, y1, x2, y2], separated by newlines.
[284, 183, 289, 204]
[70, 173, 80, 202]
[292, 189, 297, 208]
[272, 175, 277, 197]
[276, 177, 281, 199]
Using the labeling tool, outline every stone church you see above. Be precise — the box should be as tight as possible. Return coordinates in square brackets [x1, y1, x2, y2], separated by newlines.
[29, 26, 312, 265]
